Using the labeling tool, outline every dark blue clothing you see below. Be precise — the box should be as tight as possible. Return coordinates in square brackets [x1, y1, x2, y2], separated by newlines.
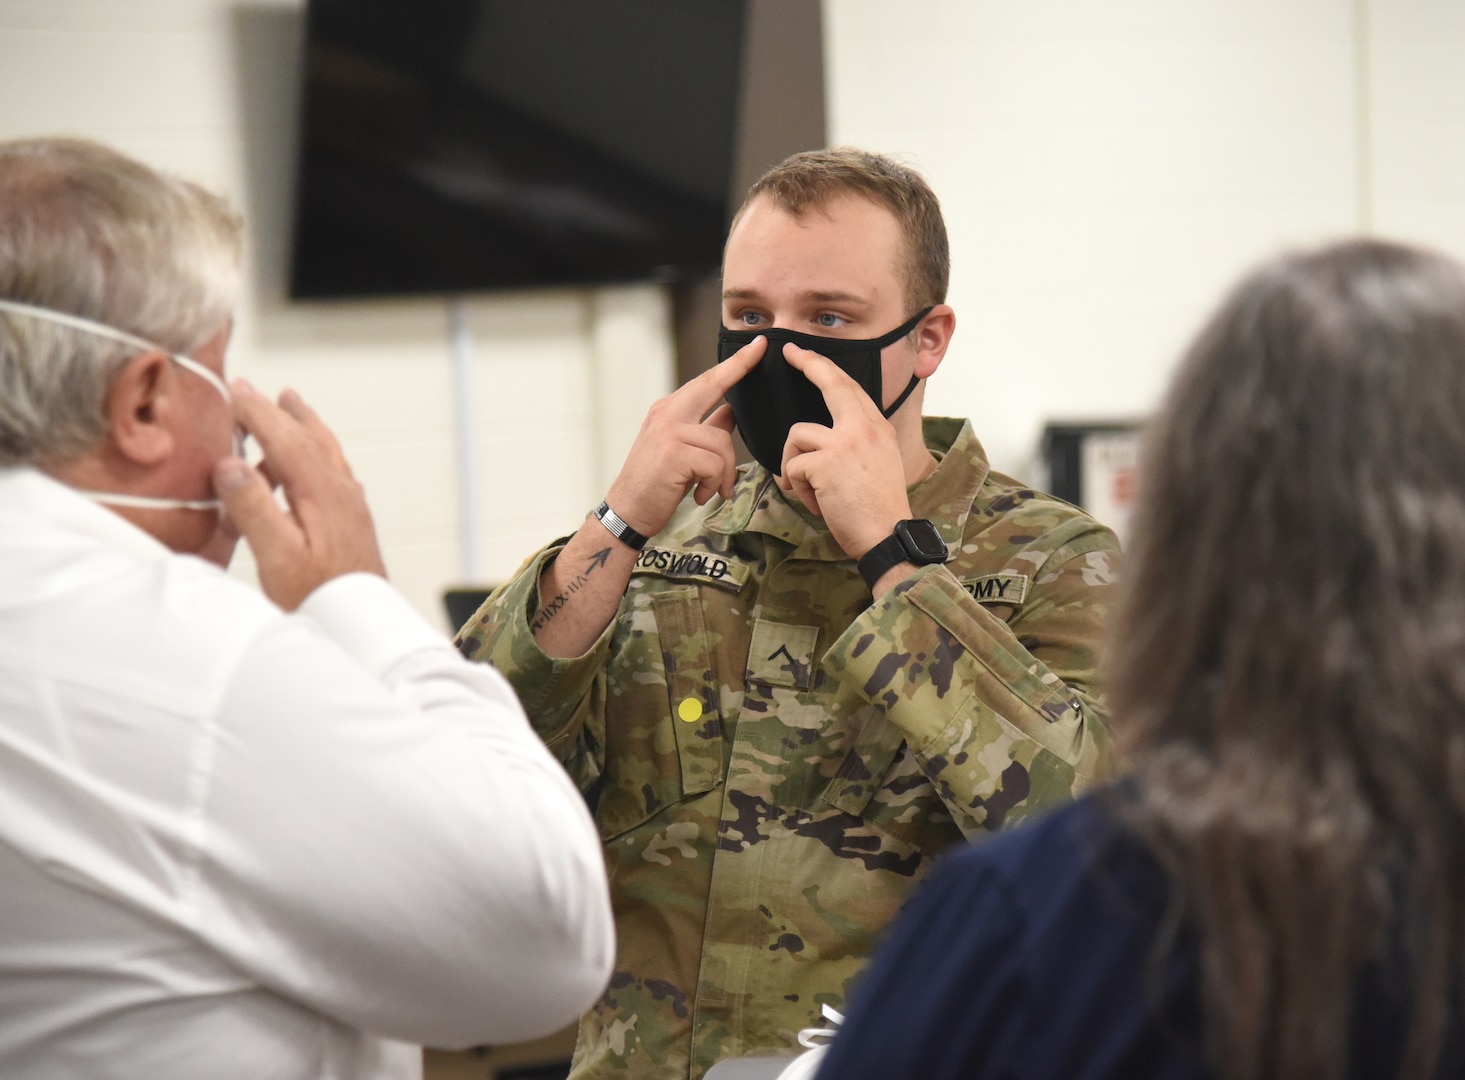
[814, 791, 1454, 1080]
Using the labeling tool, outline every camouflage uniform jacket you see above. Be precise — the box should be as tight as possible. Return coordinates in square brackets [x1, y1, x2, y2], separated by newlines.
[456, 417, 1121, 1080]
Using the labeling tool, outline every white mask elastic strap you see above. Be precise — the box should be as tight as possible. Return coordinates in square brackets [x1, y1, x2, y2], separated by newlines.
[77, 491, 222, 512]
[0, 298, 230, 401]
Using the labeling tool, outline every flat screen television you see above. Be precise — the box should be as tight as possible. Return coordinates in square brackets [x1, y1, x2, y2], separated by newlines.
[289, 0, 749, 300]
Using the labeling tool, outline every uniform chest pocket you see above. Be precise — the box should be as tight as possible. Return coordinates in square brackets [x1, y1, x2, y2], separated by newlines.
[595, 587, 726, 841]
[654, 590, 725, 795]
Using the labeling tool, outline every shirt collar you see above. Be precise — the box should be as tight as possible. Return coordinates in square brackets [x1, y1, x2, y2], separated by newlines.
[703, 417, 991, 560]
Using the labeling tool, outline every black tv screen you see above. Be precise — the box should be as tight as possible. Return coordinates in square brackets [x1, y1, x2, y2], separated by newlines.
[289, 0, 748, 300]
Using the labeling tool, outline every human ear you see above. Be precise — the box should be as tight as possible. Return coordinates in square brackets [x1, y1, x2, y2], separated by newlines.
[106, 351, 176, 466]
[913, 304, 956, 379]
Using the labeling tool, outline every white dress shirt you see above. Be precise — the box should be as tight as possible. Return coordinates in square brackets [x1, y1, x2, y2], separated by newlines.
[0, 468, 615, 1080]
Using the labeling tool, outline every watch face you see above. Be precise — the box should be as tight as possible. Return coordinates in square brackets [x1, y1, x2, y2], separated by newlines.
[897, 519, 948, 561]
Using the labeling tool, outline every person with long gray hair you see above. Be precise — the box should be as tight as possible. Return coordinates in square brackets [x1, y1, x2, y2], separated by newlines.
[809, 238, 1465, 1080]
[0, 136, 614, 1079]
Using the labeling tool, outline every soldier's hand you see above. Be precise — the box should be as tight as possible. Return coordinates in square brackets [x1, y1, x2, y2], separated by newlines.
[603, 336, 765, 537]
[213, 381, 387, 612]
[778, 343, 913, 559]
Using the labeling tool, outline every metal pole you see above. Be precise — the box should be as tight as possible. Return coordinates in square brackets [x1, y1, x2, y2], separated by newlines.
[449, 296, 481, 581]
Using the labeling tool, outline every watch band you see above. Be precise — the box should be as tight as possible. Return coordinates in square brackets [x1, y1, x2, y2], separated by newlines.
[856, 533, 910, 591]
[857, 519, 949, 591]
[593, 500, 649, 551]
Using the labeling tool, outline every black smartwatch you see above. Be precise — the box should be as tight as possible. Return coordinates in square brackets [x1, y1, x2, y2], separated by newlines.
[857, 519, 949, 590]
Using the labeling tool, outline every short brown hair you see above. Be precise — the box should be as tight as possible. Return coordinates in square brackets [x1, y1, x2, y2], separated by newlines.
[736, 147, 949, 315]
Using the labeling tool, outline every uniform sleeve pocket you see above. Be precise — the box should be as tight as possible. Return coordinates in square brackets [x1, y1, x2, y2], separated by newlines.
[820, 706, 906, 818]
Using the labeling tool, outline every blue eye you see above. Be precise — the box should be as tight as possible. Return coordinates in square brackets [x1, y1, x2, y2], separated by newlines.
[816, 313, 845, 329]
[739, 311, 764, 327]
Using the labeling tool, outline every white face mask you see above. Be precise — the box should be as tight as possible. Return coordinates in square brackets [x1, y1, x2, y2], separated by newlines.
[0, 299, 236, 512]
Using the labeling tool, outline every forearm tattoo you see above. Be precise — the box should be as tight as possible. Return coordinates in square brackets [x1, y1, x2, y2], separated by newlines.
[531, 547, 612, 634]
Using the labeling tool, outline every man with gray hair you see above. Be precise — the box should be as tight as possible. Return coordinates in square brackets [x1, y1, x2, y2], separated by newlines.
[0, 137, 614, 1079]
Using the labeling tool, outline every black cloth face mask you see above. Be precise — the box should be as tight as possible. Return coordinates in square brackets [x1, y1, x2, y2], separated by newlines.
[717, 306, 933, 475]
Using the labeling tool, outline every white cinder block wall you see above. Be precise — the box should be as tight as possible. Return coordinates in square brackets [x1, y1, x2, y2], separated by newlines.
[826, 0, 1465, 475]
[0, 0, 1462, 628]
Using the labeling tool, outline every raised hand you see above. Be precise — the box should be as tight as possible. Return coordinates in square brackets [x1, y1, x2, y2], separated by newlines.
[212, 381, 387, 612]
[603, 335, 765, 534]
[777, 343, 915, 560]
[522, 338, 764, 658]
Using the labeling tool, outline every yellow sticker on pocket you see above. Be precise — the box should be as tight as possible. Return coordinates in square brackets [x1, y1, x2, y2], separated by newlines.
[677, 697, 703, 723]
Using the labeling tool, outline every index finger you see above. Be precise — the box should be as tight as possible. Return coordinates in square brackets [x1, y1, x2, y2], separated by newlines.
[230, 379, 297, 452]
[276, 387, 350, 469]
[232, 382, 345, 458]
[673, 334, 767, 419]
[782, 343, 883, 421]
[229, 381, 325, 487]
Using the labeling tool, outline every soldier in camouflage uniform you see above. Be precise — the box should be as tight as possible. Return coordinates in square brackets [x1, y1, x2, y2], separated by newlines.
[456, 148, 1120, 1079]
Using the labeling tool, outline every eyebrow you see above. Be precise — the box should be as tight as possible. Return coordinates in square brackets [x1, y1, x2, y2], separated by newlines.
[721, 287, 874, 308]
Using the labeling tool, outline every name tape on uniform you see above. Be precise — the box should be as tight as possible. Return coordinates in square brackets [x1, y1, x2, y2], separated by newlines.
[632, 547, 749, 592]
